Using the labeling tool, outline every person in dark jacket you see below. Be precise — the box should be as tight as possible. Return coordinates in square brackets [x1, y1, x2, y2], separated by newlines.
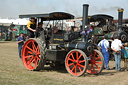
[17, 33, 25, 59]
[36, 22, 44, 37]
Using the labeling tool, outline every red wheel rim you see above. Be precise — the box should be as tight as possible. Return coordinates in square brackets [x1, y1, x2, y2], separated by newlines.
[86, 50, 103, 74]
[22, 39, 40, 70]
[66, 51, 86, 76]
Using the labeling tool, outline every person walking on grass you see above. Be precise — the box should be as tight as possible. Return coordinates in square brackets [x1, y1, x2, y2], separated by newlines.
[98, 35, 110, 70]
[122, 42, 128, 71]
[17, 33, 25, 59]
[111, 35, 124, 71]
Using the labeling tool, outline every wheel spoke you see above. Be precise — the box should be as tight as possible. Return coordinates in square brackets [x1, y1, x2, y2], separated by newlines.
[93, 51, 97, 57]
[78, 66, 82, 72]
[36, 45, 39, 52]
[29, 59, 35, 66]
[26, 46, 33, 52]
[77, 63, 85, 68]
[35, 58, 37, 67]
[68, 57, 74, 62]
[32, 41, 36, 51]
[79, 60, 85, 63]
[28, 57, 34, 65]
[68, 63, 74, 66]
[24, 55, 33, 59]
[71, 65, 75, 72]
[94, 56, 101, 61]
[36, 56, 40, 61]
[74, 65, 77, 74]
[36, 52, 40, 55]
[94, 63, 100, 70]
[90, 64, 93, 71]
[28, 51, 33, 54]
[76, 52, 78, 60]
[78, 54, 82, 60]
[71, 53, 75, 61]
[92, 65, 96, 73]
[36, 52, 40, 56]
[95, 61, 102, 64]
[86, 63, 91, 71]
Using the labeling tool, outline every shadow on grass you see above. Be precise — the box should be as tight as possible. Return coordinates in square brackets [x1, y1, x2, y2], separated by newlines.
[83, 69, 117, 77]
[37, 66, 118, 77]
[82, 72, 116, 77]
[39, 66, 67, 73]
[96, 71, 116, 76]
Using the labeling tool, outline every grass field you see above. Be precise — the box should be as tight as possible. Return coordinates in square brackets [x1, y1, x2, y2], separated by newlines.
[0, 41, 128, 85]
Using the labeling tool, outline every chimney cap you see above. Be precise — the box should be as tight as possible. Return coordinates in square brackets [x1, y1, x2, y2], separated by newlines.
[83, 4, 89, 6]
[118, 8, 124, 12]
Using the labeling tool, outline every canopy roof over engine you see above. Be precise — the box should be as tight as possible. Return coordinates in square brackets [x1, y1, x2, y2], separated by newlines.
[19, 12, 75, 21]
[89, 14, 114, 22]
[76, 14, 113, 22]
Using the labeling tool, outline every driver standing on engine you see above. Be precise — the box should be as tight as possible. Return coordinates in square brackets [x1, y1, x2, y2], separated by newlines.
[36, 22, 47, 37]
[27, 17, 36, 38]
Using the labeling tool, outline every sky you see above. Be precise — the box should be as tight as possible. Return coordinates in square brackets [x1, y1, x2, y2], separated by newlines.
[0, 0, 128, 19]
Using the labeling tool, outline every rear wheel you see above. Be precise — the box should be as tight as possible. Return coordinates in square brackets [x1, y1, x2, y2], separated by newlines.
[65, 49, 88, 76]
[86, 49, 104, 75]
[22, 38, 45, 71]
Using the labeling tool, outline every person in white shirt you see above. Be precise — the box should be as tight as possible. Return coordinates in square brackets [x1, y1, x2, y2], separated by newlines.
[111, 35, 124, 71]
[98, 35, 110, 70]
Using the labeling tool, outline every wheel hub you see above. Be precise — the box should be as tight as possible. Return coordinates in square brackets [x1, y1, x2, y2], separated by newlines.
[74, 61, 77, 65]
[33, 52, 36, 57]
[90, 59, 95, 64]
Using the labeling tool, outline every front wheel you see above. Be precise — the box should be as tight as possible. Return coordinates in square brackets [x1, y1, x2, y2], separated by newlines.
[65, 49, 88, 77]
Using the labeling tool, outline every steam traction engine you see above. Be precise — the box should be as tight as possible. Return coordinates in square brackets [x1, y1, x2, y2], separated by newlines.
[20, 4, 104, 76]
[88, 8, 128, 60]
[90, 8, 128, 44]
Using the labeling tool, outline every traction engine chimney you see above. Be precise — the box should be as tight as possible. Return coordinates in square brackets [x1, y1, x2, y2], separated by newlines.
[118, 8, 124, 31]
[82, 4, 89, 42]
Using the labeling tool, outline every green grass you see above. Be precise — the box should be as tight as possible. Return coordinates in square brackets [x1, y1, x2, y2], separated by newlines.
[0, 42, 128, 85]
[0, 42, 78, 85]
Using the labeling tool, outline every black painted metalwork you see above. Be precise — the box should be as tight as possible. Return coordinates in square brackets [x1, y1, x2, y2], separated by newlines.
[118, 8, 124, 31]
